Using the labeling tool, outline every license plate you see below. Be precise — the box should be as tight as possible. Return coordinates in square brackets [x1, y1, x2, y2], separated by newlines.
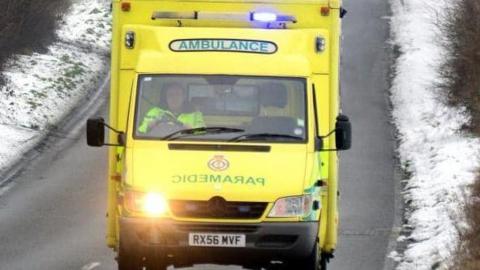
[188, 233, 246, 248]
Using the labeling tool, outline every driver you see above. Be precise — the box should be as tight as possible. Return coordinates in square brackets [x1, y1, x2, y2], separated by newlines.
[138, 83, 205, 134]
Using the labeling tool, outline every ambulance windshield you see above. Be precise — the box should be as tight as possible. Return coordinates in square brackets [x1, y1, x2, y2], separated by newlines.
[134, 75, 307, 143]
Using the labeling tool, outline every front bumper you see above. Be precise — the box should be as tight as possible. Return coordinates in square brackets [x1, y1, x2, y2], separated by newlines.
[120, 217, 318, 265]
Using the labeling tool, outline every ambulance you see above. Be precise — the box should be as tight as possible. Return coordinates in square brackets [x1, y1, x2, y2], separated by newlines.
[87, 0, 351, 269]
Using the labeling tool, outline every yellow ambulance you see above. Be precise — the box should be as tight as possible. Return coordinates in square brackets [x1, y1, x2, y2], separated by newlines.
[87, 0, 350, 269]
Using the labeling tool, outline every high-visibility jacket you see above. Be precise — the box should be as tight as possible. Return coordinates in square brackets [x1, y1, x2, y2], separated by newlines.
[138, 107, 205, 133]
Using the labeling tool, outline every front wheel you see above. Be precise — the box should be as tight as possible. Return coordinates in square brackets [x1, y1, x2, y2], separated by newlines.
[117, 240, 144, 270]
[293, 242, 327, 270]
[145, 248, 169, 270]
[145, 259, 168, 270]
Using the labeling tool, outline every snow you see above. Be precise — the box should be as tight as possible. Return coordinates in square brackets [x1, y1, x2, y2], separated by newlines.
[0, 0, 478, 267]
[0, 0, 111, 179]
[389, 0, 480, 269]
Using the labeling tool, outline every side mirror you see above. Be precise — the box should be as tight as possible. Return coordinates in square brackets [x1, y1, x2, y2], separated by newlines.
[335, 114, 352, 150]
[87, 118, 106, 147]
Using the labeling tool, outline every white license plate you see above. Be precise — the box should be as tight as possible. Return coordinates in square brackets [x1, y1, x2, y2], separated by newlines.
[188, 233, 246, 248]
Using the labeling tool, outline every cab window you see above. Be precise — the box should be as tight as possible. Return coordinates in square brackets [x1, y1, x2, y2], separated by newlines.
[134, 75, 307, 143]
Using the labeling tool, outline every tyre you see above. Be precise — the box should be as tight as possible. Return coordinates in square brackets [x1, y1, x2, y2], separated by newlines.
[146, 260, 168, 270]
[117, 239, 144, 270]
[145, 249, 169, 270]
[293, 242, 327, 270]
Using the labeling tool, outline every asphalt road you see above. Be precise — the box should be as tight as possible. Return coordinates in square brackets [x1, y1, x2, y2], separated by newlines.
[0, 0, 396, 269]
[329, 0, 398, 269]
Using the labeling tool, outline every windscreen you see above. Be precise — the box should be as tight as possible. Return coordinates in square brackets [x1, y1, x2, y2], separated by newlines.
[134, 75, 307, 142]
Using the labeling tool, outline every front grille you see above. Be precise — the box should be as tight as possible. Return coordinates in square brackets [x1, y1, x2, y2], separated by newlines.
[170, 200, 268, 219]
[175, 224, 259, 233]
[256, 235, 298, 248]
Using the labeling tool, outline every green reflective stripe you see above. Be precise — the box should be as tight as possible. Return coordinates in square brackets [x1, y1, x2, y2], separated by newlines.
[193, 111, 205, 128]
[177, 111, 205, 128]
[139, 108, 205, 133]
[138, 107, 166, 133]
[146, 107, 164, 117]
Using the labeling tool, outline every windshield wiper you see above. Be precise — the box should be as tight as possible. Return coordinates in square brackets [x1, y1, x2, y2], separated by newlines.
[229, 133, 304, 142]
[163, 127, 245, 141]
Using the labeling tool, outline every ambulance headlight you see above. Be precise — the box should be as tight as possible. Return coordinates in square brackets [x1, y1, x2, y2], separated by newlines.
[125, 191, 168, 216]
[268, 195, 313, 218]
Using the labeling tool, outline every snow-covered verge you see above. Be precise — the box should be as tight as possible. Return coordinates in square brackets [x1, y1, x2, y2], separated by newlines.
[0, 0, 111, 176]
[389, 0, 480, 269]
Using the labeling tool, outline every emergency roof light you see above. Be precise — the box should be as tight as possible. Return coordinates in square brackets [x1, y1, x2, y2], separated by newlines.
[152, 11, 297, 24]
[151, 11, 198, 20]
[252, 12, 277, 22]
[251, 12, 297, 23]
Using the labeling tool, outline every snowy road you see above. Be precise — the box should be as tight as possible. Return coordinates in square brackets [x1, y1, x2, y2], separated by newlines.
[0, 0, 397, 269]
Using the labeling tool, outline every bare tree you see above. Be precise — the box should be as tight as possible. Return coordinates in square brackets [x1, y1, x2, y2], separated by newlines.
[0, 0, 70, 73]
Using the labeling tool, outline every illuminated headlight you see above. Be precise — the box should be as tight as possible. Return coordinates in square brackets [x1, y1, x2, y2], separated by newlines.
[268, 195, 313, 218]
[125, 191, 168, 216]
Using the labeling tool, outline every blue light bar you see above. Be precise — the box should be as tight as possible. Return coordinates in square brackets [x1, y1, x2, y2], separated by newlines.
[252, 12, 277, 22]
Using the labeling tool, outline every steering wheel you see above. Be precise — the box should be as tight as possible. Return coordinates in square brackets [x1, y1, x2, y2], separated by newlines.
[147, 114, 184, 136]
[157, 113, 183, 126]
